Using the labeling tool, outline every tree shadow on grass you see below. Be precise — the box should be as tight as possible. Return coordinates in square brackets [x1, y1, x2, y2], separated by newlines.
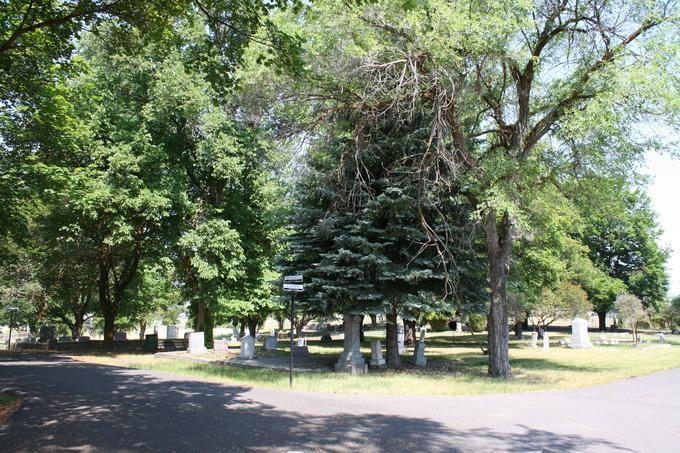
[0, 353, 634, 452]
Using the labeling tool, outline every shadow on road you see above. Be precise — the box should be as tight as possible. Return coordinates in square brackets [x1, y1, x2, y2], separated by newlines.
[0, 353, 632, 452]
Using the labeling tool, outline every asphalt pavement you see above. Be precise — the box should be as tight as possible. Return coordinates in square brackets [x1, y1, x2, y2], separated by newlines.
[0, 353, 678, 452]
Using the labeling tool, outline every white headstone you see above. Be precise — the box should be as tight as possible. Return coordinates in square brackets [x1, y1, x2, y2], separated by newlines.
[542, 333, 550, 351]
[530, 331, 538, 347]
[187, 332, 207, 354]
[397, 326, 406, 354]
[569, 318, 592, 349]
[370, 339, 386, 367]
[166, 325, 180, 339]
[456, 321, 463, 333]
[264, 335, 278, 351]
[658, 333, 665, 344]
[297, 338, 306, 347]
[240, 335, 255, 359]
[213, 339, 228, 352]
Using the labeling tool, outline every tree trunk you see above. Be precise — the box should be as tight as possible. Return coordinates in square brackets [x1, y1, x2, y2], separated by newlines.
[403, 319, 416, 345]
[247, 318, 258, 339]
[139, 320, 147, 340]
[385, 306, 401, 368]
[485, 210, 512, 378]
[103, 308, 116, 348]
[522, 314, 529, 330]
[72, 316, 84, 339]
[513, 319, 523, 340]
[370, 314, 378, 329]
[195, 299, 206, 332]
[597, 310, 607, 331]
[359, 315, 365, 342]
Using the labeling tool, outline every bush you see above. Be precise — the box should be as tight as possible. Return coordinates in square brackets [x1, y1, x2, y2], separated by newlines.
[424, 311, 450, 331]
[467, 313, 487, 332]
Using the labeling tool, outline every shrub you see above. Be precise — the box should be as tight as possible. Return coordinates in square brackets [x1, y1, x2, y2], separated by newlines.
[467, 313, 487, 332]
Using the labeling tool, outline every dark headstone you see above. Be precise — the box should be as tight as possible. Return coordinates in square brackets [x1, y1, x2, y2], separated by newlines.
[144, 334, 158, 353]
[293, 346, 310, 358]
[39, 325, 57, 343]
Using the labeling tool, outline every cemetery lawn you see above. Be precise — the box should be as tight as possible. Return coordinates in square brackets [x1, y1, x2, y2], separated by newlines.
[71, 330, 680, 396]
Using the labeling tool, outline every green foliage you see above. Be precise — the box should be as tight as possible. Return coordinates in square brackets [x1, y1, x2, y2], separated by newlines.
[467, 313, 487, 332]
[615, 293, 648, 342]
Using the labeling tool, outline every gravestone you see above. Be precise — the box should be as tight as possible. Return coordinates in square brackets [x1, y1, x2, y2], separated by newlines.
[59, 336, 72, 343]
[414, 327, 427, 367]
[77, 336, 90, 342]
[334, 313, 368, 374]
[397, 326, 406, 354]
[530, 331, 538, 347]
[658, 333, 665, 344]
[264, 335, 278, 351]
[456, 322, 463, 333]
[39, 325, 57, 343]
[213, 339, 228, 353]
[232, 327, 240, 342]
[297, 337, 307, 347]
[239, 335, 255, 359]
[114, 331, 127, 342]
[569, 318, 592, 349]
[166, 325, 180, 339]
[144, 334, 158, 353]
[611, 338, 620, 345]
[599, 333, 609, 345]
[542, 333, 550, 351]
[370, 339, 386, 368]
[187, 332, 208, 354]
[293, 345, 310, 357]
[320, 332, 332, 342]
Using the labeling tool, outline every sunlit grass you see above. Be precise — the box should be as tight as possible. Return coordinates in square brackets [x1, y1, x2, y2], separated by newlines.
[71, 330, 680, 396]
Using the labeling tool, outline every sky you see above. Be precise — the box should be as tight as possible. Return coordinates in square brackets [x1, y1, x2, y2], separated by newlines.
[644, 151, 680, 296]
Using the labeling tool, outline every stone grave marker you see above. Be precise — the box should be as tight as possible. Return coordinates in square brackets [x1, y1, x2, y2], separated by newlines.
[530, 331, 538, 347]
[187, 332, 208, 354]
[166, 325, 180, 339]
[658, 333, 665, 344]
[213, 339, 228, 353]
[397, 325, 406, 354]
[231, 327, 240, 343]
[59, 336, 72, 343]
[114, 331, 127, 342]
[370, 339, 386, 368]
[335, 314, 368, 374]
[569, 318, 592, 349]
[414, 327, 427, 367]
[77, 336, 90, 342]
[239, 335, 255, 359]
[264, 335, 278, 351]
[320, 331, 332, 342]
[542, 333, 550, 351]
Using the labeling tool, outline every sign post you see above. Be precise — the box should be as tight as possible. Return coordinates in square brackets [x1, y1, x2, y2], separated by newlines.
[283, 275, 303, 387]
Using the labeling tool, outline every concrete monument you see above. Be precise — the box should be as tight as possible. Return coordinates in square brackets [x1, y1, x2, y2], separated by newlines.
[334, 314, 368, 374]
[166, 325, 180, 339]
[569, 318, 592, 349]
[530, 331, 538, 347]
[187, 332, 208, 354]
[239, 335, 255, 359]
[213, 339, 228, 353]
[542, 333, 550, 351]
[370, 339, 386, 368]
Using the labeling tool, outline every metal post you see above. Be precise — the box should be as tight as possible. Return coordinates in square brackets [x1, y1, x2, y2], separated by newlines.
[289, 292, 294, 387]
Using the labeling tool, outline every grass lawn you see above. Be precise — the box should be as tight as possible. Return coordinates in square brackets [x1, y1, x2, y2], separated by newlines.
[70, 330, 680, 396]
[0, 392, 21, 423]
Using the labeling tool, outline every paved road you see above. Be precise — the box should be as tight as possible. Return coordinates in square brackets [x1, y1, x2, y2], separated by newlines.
[0, 353, 678, 452]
